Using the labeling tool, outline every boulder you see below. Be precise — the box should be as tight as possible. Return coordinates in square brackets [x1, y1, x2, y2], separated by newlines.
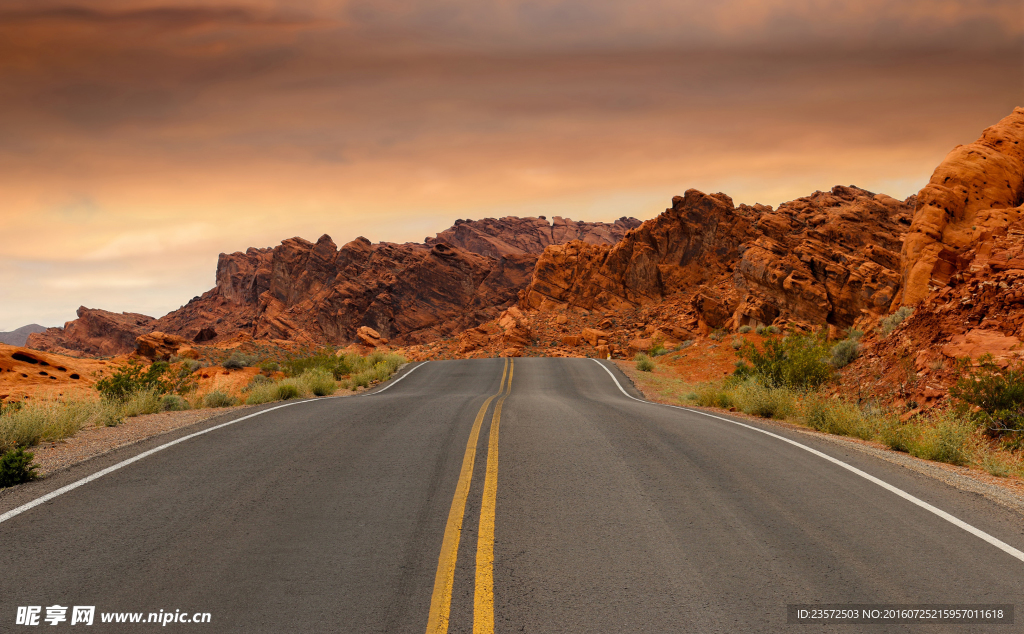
[356, 326, 387, 348]
[136, 331, 189, 361]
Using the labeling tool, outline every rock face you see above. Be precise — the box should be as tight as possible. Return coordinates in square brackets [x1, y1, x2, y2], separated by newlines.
[522, 186, 912, 331]
[28, 308, 157, 356]
[426, 216, 641, 259]
[135, 331, 189, 361]
[32, 216, 642, 355]
[898, 107, 1024, 307]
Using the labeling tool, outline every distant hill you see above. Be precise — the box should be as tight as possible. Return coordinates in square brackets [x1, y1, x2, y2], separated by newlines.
[0, 324, 48, 347]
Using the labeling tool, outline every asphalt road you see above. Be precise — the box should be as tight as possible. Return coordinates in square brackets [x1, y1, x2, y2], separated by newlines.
[1, 358, 1022, 633]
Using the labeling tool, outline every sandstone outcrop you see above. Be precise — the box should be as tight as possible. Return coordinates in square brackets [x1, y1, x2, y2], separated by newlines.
[897, 107, 1024, 307]
[522, 186, 911, 331]
[135, 331, 189, 361]
[28, 307, 158, 357]
[426, 216, 641, 259]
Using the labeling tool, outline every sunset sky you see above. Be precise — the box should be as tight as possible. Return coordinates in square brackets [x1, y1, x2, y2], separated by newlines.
[1, 0, 1021, 330]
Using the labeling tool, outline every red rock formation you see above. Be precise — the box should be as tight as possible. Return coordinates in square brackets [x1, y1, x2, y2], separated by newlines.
[426, 216, 640, 259]
[28, 307, 157, 357]
[522, 186, 911, 331]
[135, 331, 189, 361]
[897, 107, 1024, 307]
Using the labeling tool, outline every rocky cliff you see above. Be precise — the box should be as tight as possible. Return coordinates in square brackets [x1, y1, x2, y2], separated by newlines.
[522, 185, 912, 331]
[897, 107, 1024, 307]
[29, 216, 639, 355]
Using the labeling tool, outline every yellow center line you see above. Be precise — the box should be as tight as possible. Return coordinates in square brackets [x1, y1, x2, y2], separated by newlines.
[474, 358, 513, 634]
[425, 358, 509, 634]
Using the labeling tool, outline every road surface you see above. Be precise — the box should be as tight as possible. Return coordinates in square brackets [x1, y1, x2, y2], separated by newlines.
[1, 358, 1021, 632]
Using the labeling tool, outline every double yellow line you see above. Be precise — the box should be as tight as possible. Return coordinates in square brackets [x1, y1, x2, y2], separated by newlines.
[425, 358, 514, 634]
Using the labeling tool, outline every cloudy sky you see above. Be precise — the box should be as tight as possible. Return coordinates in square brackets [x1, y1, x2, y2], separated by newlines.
[1, 0, 1021, 329]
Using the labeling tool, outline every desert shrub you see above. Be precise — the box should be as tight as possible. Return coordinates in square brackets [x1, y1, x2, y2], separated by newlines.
[880, 306, 914, 336]
[980, 452, 1016, 478]
[285, 350, 350, 379]
[733, 380, 798, 420]
[0, 448, 38, 487]
[829, 339, 860, 369]
[180, 358, 203, 374]
[767, 325, 781, 334]
[244, 382, 279, 405]
[737, 333, 832, 389]
[0, 398, 103, 450]
[275, 382, 302, 400]
[755, 325, 767, 335]
[203, 391, 237, 408]
[300, 368, 338, 396]
[803, 396, 875, 440]
[879, 419, 918, 453]
[95, 360, 170, 401]
[912, 409, 975, 466]
[692, 383, 734, 409]
[731, 336, 743, 350]
[949, 360, 1024, 440]
[650, 340, 668, 356]
[243, 374, 274, 392]
[635, 353, 655, 372]
[259, 361, 280, 374]
[222, 352, 257, 370]
[161, 394, 190, 412]
[0, 401, 23, 417]
[709, 330, 724, 342]
[738, 325, 752, 334]
[118, 389, 163, 418]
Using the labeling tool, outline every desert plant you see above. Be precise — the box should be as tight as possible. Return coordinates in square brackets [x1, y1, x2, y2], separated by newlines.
[635, 353, 655, 372]
[709, 330, 724, 342]
[649, 340, 668, 356]
[161, 394, 190, 412]
[803, 396, 876, 440]
[767, 325, 781, 334]
[0, 448, 38, 487]
[737, 333, 832, 389]
[733, 380, 798, 420]
[300, 368, 338, 396]
[117, 389, 163, 418]
[829, 339, 860, 369]
[911, 409, 975, 466]
[259, 360, 281, 374]
[880, 306, 914, 336]
[731, 336, 743, 350]
[755, 325, 767, 335]
[0, 398, 101, 450]
[949, 360, 1024, 440]
[95, 360, 170, 401]
[275, 382, 302, 400]
[203, 391, 237, 408]
[180, 358, 203, 374]
[879, 419, 917, 453]
[692, 383, 734, 409]
[222, 352, 257, 370]
[738, 325, 752, 334]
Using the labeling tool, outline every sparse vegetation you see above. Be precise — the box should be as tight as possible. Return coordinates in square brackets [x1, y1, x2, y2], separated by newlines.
[738, 325, 752, 334]
[949, 359, 1024, 442]
[94, 360, 171, 401]
[222, 352, 258, 370]
[755, 325, 767, 335]
[203, 390, 237, 408]
[709, 330, 724, 342]
[735, 333, 832, 389]
[880, 306, 914, 336]
[829, 330, 863, 369]
[730, 336, 743, 350]
[635, 353, 655, 372]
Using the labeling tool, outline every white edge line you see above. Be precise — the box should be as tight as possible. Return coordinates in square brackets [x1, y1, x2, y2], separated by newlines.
[590, 358, 1024, 564]
[0, 399, 315, 526]
[367, 361, 427, 395]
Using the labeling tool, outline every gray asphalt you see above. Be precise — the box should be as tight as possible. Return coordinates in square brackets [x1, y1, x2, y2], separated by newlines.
[1, 358, 1022, 633]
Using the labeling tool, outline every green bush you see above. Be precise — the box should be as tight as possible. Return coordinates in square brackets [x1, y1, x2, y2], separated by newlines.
[259, 361, 280, 374]
[737, 333, 832, 389]
[243, 374, 274, 392]
[879, 419, 917, 453]
[912, 410, 975, 466]
[880, 306, 914, 336]
[0, 448, 38, 487]
[709, 330, 724, 342]
[161, 394, 190, 412]
[829, 339, 860, 369]
[275, 382, 302, 400]
[203, 391, 237, 408]
[300, 368, 338, 396]
[731, 336, 743, 350]
[803, 396, 876, 440]
[733, 380, 798, 420]
[180, 358, 203, 374]
[95, 361, 170, 401]
[222, 353, 257, 370]
[755, 325, 767, 335]
[0, 399, 99, 449]
[649, 341, 668, 356]
[949, 360, 1024, 439]
[117, 389, 163, 418]
[635, 353, 655, 372]
[692, 384, 734, 409]
[767, 325, 781, 334]
[738, 325, 752, 334]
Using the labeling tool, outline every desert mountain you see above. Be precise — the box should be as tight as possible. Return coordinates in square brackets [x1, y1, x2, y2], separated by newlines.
[28, 216, 640, 355]
[0, 325, 47, 347]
